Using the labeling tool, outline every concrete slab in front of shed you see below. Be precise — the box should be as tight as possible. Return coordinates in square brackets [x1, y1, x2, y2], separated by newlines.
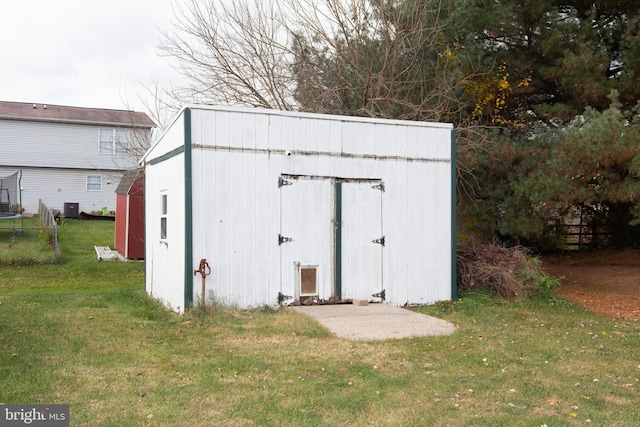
[291, 304, 456, 341]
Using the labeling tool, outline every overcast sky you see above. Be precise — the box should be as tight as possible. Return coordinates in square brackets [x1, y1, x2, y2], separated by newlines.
[0, 0, 184, 114]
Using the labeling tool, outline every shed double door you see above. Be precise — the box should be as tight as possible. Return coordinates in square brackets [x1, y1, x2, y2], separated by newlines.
[279, 175, 383, 303]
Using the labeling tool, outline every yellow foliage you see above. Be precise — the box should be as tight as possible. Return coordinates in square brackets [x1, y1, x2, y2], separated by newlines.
[465, 62, 531, 127]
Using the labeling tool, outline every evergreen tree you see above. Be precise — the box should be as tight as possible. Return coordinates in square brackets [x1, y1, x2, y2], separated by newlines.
[465, 92, 640, 248]
[460, 0, 640, 126]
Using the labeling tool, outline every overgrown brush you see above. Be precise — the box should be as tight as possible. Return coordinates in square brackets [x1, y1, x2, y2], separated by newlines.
[457, 240, 559, 299]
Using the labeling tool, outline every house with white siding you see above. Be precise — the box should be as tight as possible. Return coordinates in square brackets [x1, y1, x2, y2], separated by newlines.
[142, 105, 456, 312]
[0, 101, 155, 215]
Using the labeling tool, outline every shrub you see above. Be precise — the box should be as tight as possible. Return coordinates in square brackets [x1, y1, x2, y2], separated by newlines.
[457, 240, 559, 300]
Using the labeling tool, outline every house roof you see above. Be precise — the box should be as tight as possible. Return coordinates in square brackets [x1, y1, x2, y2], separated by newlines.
[0, 101, 156, 128]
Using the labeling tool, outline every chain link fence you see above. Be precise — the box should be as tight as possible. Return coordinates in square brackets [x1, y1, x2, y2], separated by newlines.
[0, 199, 59, 265]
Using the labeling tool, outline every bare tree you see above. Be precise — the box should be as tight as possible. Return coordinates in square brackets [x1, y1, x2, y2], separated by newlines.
[158, 0, 491, 200]
[159, 0, 475, 117]
[160, 0, 297, 109]
[290, 0, 467, 122]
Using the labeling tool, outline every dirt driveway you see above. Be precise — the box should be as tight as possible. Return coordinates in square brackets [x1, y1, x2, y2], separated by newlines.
[543, 249, 640, 320]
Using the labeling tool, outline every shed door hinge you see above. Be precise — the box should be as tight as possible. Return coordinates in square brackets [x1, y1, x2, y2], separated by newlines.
[278, 234, 293, 245]
[278, 177, 293, 188]
[372, 236, 385, 246]
[372, 182, 385, 192]
[278, 292, 293, 304]
[372, 289, 386, 301]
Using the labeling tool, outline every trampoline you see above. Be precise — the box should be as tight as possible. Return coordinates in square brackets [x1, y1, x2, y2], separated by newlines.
[0, 170, 23, 224]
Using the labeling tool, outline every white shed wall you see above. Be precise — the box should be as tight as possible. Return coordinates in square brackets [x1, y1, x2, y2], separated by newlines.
[145, 106, 454, 311]
[144, 154, 187, 312]
[144, 117, 187, 312]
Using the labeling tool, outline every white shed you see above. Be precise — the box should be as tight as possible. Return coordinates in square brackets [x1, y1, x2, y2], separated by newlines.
[142, 106, 456, 313]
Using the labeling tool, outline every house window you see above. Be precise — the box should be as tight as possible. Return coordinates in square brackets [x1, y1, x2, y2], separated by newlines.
[160, 193, 167, 240]
[86, 175, 102, 191]
[99, 128, 130, 154]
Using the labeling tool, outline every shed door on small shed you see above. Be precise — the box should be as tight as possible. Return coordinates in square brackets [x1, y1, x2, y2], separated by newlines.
[279, 175, 384, 303]
[339, 181, 384, 301]
[279, 176, 334, 302]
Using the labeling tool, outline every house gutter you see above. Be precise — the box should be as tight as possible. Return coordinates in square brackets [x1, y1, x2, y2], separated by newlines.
[183, 108, 194, 311]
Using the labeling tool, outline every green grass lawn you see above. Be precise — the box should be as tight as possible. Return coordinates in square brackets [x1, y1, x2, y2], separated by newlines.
[1, 220, 639, 426]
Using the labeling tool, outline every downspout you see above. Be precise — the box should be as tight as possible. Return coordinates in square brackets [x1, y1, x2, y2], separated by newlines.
[450, 129, 458, 301]
[184, 108, 194, 311]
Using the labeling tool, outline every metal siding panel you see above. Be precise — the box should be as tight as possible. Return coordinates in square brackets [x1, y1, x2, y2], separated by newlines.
[416, 127, 432, 159]
[144, 154, 186, 312]
[254, 113, 270, 151]
[215, 149, 232, 305]
[352, 124, 367, 177]
[289, 117, 308, 173]
[395, 162, 410, 305]
[405, 160, 420, 303]
[190, 109, 202, 146]
[439, 161, 453, 300]
[199, 109, 214, 148]
[419, 163, 437, 303]
[395, 125, 409, 161]
[316, 119, 331, 154]
[280, 116, 295, 175]
[306, 119, 320, 176]
[228, 151, 244, 305]
[228, 152, 245, 304]
[254, 151, 271, 305]
[341, 121, 355, 155]
[406, 126, 419, 160]
[329, 121, 342, 176]
[405, 126, 421, 302]
[436, 128, 452, 159]
[241, 150, 257, 307]
[267, 114, 283, 151]
[292, 116, 306, 153]
[353, 121, 368, 156]
[340, 123, 355, 178]
[242, 113, 257, 151]
[227, 111, 243, 149]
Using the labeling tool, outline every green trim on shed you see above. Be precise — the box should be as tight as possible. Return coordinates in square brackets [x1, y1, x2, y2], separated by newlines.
[451, 130, 457, 301]
[334, 181, 343, 300]
[183, 109, 194, 310]
[148, 145, 185, 165]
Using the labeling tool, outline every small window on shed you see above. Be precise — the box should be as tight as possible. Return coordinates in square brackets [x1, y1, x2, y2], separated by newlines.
[160, 193, 167, 240]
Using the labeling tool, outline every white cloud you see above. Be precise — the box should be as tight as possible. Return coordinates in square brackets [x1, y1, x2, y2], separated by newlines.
[0, 0, 183, 112]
